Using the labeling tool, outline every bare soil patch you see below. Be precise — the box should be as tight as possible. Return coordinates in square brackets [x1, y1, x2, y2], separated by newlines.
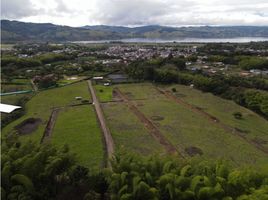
[124, 92, 134, 99]
[151, 115, 164, 121]
[185, 146, 203, 156]
[252, 137, 267, 145]
[15, 118, 42, 135]
[112, 89, 121, 101]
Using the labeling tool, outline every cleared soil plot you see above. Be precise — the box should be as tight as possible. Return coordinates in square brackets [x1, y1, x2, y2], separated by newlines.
[165, 85, 268, 149]
[15, 118, 42, 135]
[2, 81, 91, 143]
[52, 105, 104, 170]
[102, 102, 166, 156]
[117, 83, 268, 167]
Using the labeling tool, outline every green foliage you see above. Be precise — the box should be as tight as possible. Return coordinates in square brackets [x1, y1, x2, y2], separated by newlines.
[107, 153, 268, 200]
[1, 135, 108, 199]
[239, 57, 268, 70]
[233, 112, 243, 119]
[126, 58, 268, 118]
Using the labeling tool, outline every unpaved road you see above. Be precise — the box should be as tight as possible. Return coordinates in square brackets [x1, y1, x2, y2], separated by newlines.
[156, 87, 268, 155]
[88, 80, 115, 164]
[114, 87, 186, 158]
[40, 108, 60, 143]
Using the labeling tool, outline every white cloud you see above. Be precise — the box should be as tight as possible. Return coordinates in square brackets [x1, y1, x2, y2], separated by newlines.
[1, 0, 268, 26]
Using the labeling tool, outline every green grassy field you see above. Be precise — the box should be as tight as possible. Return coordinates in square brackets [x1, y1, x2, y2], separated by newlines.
[95, 84, 114, 102]
[52, 105, 104, 169]
[165, 85, 268, 149]
[118, 83, 164, 100]
[102, 102, 166, 155]
[1, 93, 32, 105]
[2, 81, 91, 143]
[114, 83, 268, 168]
[2, 81, 268, 169]
[1, 84, 32, 93]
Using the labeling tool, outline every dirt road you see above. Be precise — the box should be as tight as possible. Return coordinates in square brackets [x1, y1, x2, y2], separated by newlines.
[156, 87, 268, 155]
[40, 108, 60, 143]
[88, 80, 115, 165]
[114, 88, 186, 158]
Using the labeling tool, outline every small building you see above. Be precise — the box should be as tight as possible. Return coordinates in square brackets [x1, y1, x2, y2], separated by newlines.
[0, 103, 21, 113]
[93, 76, 103, 80]
[75, 97, 82, 100]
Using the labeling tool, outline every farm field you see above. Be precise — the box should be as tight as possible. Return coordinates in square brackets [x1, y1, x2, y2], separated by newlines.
[107, 83, 268, 168]
[95, 84, 114, 102]
[51, 105, 104, 169]
[2, 81, 91, 143]
[2, 81, 268, 170]
[102, 102, 166, 155]
[1, 79, 33, 93]
[164, 85, 268, 149]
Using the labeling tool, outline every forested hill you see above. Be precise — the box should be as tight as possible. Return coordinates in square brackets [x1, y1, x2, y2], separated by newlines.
[1, 20, 268, 43]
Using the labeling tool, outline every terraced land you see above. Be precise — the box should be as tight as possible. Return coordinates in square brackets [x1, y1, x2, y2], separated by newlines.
[110, 83, 268, 168]
[2, 81, 91, 143]
[51, 105, 104, 169]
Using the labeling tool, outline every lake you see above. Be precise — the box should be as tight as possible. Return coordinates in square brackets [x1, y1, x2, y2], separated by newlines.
[73, 37, 268, 44]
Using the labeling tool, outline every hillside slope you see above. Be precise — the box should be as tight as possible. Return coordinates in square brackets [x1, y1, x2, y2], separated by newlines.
[1, 20, 268, 42]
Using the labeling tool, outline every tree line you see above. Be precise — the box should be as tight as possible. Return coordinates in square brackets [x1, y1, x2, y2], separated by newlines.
[1, 134, 268, 200]
[125, 58, 268, 118]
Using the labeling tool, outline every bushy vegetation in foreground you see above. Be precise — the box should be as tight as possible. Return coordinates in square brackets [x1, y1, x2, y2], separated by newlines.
[2, 134, 268, 200]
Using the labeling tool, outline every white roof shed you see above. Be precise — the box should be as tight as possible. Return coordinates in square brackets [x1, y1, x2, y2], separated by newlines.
[0, 103, 22, 113]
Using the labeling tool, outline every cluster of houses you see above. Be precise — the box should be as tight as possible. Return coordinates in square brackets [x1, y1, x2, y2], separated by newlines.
[90, 45, 195, 63]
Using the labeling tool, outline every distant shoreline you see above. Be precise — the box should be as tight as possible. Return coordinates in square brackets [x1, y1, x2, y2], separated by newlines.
[72, 37, 268, 44]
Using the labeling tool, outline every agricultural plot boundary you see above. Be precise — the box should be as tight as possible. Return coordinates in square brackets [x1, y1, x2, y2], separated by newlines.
[114, 87, 187, 158]
[40, 108, 60, 143]
[156, 87, 268, 155]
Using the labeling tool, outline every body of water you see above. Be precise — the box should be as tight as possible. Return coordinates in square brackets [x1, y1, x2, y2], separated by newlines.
[73, 37, 268, 44]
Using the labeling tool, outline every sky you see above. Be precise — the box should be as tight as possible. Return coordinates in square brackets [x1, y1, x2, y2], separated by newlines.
[1, 0, 268, 27]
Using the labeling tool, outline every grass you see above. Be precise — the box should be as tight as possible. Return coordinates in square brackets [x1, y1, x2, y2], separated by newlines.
[102, 102, 166, 156]
[95, 84, 114, 102]
[165, 85, 268, 149]
[1, 93, 32, 105]
[52, 105, 104, 169]
[118, 83, 164, 100]
[1, 84, 32, 93]
[115, 83, 268, 168]
[2, 81, 91, 143]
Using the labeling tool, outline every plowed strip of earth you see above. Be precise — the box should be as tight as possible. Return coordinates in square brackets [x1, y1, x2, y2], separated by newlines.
[114, 87, 186, 158]
[40, 108, 60, 143]
[156, 87, 268, 155]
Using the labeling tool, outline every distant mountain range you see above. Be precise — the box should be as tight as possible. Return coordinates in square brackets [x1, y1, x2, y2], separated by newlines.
[1, 20, 268, 43]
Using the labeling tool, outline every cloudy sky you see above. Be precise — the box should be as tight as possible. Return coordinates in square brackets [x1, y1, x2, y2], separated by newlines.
[1, 0, 268, 27]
